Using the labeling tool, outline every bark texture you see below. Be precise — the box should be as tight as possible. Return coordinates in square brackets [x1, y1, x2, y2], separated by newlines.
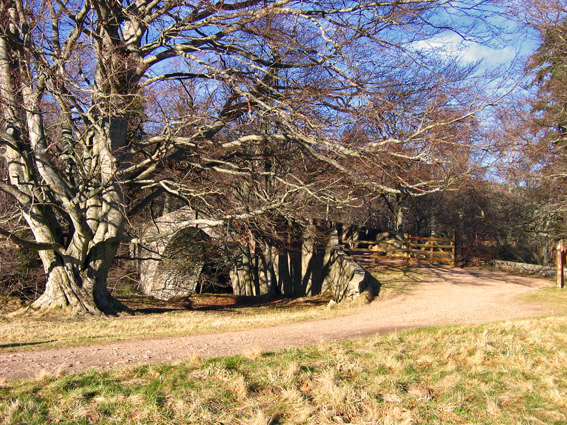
[0, 0, 137, 314]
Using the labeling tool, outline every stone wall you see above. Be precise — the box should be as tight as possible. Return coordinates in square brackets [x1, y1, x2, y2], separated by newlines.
[493, 260, 557, 278]
[230, 222, 335, 297]
[137, 212, 381, 302]
[323, 245, 370, 301]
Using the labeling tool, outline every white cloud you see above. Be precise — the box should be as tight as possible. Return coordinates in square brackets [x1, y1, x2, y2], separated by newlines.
[413, 32, 517, 66]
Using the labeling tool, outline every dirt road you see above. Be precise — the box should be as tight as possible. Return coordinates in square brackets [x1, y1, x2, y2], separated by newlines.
[0, 268, 552, 380]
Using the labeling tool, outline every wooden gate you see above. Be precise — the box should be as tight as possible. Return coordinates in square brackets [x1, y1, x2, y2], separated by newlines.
[342, 232, 496, 270]
[455, 232, 497, 267]
[343, 234, 456, 270]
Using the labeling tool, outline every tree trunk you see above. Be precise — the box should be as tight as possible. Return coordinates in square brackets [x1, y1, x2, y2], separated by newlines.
[395, 204, 404, 236]
[20, 243, 129, 316]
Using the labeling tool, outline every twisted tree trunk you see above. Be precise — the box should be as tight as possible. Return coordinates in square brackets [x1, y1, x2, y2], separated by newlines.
[27, 244, 127, 315]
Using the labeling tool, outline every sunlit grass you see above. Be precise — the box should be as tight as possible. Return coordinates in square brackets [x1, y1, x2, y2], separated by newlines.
[370, 267, 427, 299]
[2, 317, 566, 424]
[520, 286, 567, 316]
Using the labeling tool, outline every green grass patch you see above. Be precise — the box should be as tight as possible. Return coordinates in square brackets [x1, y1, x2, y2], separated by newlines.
[520, 286, 567, 315]
[2, 317, 567, 424]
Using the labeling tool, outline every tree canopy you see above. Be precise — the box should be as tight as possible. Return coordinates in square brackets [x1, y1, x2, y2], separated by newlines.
[0, 0, 508, 314]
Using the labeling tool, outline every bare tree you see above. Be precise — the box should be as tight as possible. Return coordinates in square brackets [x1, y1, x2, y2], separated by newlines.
[0, 0, 505, 315]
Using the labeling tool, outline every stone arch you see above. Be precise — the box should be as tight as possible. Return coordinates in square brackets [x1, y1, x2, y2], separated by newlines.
[137, 207, 220, 300]
[136, 212, 375, 302]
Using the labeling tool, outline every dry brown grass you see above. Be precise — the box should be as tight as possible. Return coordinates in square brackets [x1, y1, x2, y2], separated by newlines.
[2, 316, 566, 424]
[520, 286, 567, 315]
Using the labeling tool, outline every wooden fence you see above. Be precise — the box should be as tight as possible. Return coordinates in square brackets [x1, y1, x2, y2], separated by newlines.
[342, 232, 495, 270]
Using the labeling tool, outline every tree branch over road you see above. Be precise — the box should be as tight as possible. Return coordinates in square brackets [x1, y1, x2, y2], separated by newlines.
[0, 0, 511, 315]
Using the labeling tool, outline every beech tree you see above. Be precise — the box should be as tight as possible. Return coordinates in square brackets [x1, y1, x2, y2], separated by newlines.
[0, 0, 505, 315]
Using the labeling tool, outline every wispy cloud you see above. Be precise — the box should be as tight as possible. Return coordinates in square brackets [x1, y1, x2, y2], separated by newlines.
[412, 32, 517, 66]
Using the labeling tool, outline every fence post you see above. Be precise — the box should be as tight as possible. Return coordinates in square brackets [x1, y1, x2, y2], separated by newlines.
[403, 235, 410, 267]
[557, 240, 565, 289]
[453, 231, 458, 268]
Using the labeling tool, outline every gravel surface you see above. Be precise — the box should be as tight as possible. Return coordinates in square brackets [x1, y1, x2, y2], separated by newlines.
[0, 268, 551, 381]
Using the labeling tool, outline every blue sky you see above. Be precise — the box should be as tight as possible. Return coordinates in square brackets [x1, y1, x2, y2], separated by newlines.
[412, 3, 542, 71]
[413, 31, 519, 66]
[413, 26, 540, 71]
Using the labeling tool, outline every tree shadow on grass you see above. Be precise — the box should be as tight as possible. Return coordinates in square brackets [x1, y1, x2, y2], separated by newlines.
[117, 293, 333, 315]
[368, 267, 425, 298]
[0, 340, 56, 349]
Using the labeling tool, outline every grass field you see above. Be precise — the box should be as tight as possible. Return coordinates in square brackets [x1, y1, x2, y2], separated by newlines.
[1, 316, 566, 424]
[1, 269, 566, 424]
[520, 286, 567, 316]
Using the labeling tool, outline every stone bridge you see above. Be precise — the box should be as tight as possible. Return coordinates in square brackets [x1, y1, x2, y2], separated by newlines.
[136, 209, 379, 302]
[136, 207, 221, 300]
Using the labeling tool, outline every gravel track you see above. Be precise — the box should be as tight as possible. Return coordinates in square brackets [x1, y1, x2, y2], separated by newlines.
[0, 268, 551, 381]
